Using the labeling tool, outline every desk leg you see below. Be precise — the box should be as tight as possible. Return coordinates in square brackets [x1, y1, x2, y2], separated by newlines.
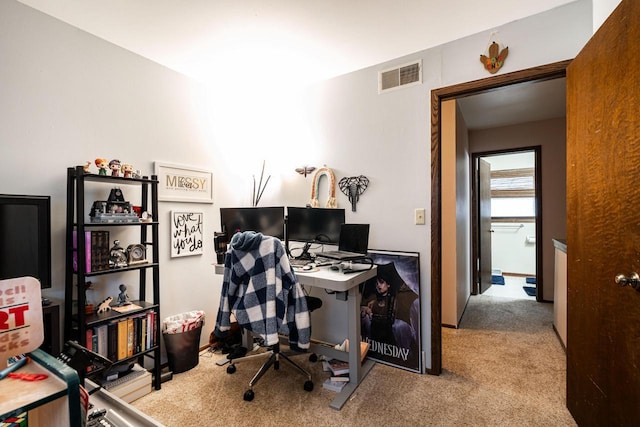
[328, 285, 375, 410]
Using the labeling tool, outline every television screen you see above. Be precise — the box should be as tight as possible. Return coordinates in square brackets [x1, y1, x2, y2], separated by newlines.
[286, 207, 345, 244]
[0, 194, 51, 289]
[220, 207, 285, 242]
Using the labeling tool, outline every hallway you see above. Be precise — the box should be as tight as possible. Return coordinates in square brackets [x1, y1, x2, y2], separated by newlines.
[442, 294, 574, 425]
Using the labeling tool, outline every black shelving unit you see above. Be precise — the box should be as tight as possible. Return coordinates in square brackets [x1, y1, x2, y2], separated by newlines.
[64, 165, 161, 390]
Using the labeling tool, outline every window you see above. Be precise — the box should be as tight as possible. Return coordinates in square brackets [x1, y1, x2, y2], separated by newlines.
[490, 167, 535, 218]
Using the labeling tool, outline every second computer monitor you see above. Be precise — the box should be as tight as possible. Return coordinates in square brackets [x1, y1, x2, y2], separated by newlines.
[286, 207, 345, 244]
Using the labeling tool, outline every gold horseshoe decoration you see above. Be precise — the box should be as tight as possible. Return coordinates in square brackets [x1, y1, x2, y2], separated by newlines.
[310, 167, 337, 208]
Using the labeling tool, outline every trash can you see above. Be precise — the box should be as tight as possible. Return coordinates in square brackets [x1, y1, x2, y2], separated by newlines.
[162, 310, 205, 374]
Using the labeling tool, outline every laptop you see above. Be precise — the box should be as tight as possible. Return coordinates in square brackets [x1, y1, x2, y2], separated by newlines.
[315, 224, 370, 261]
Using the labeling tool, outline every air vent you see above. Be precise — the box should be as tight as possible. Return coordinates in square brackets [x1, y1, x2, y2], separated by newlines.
[379, 60, 422, 93]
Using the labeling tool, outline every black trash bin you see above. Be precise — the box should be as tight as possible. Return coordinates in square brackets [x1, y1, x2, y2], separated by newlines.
[163, 326, 202, 373]
[162, 311, 205, 374]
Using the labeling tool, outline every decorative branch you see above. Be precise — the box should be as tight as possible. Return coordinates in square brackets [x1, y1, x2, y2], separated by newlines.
[252, 160, 271, 207]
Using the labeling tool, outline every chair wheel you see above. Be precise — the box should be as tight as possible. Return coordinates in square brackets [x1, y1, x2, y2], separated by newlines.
[304, 380, 314, 392]
[226, 364, 236, 374]
[309, 353, 318, 363]
[243, 389, 254, 401]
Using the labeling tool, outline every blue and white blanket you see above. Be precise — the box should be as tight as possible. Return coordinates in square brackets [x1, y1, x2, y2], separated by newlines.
[214, 232, 310, 349]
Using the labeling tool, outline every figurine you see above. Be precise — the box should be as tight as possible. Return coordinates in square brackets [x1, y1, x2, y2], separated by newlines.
[83, 161, 92, 173]
[117, 284, 131, 306]
[109, 239, 128, 268]
[95, 158, 109, 176]
[96, 296, 113, 314]
[121, 163, 134, 178]
[109, 159, 121, 177]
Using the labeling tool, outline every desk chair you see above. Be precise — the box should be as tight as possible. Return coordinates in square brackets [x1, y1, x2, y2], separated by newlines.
[213, 231, 315, 401]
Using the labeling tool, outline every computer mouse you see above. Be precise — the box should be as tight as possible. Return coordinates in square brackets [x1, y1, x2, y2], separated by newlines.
[302, 265, 312, 271]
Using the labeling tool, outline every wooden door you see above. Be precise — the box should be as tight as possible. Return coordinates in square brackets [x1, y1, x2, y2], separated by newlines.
[478, 158, 493, 294]
[566, 0, 640, 424]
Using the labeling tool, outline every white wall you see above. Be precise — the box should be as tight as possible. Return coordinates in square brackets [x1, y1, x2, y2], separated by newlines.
[1, 0, 593, 369]
[491, 222, 537, 275]
[0, 1, 222, 346]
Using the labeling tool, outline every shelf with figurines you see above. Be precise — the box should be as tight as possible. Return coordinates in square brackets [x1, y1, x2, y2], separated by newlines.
[65, 161, 162, 390]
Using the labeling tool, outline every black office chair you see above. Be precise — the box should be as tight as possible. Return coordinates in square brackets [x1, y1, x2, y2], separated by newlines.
[213, 231, 317, 401]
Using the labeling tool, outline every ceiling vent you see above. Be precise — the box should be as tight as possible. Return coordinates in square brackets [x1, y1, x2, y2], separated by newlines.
[378, 60, 422, 93]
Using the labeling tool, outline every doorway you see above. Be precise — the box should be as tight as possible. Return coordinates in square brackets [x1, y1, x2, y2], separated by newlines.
[429, 60, 570, 375]
[472, 149, 540, 301]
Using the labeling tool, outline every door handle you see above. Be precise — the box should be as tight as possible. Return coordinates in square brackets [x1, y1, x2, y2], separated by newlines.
[614, 272, 640, 290]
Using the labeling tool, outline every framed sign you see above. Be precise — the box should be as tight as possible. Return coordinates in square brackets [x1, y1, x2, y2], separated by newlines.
[0, 277, 43, 365]
[361, 250, 422, 373]
[155, 162, 213, 203]
[171, 211, 204, 257]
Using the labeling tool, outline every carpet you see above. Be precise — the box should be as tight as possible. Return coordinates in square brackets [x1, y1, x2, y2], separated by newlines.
[523, 286, 536, 296]
[491, 275, 505, 285]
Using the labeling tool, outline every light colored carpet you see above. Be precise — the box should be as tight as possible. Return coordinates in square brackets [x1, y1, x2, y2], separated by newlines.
[132, 294, 576, 426]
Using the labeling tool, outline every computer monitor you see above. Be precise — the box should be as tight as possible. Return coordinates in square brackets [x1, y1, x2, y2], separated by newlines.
[219, 207, 285, 243]
[0, 194, 52, 289]
[286, 207, 345, 244]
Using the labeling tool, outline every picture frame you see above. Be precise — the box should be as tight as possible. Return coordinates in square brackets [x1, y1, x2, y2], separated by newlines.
[170, 211, 204, 258]
[361, 249, 422, 373]
[154, 162, 213, 203]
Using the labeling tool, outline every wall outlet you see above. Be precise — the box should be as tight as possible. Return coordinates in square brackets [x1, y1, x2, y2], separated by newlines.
[415, 208, 426, 225]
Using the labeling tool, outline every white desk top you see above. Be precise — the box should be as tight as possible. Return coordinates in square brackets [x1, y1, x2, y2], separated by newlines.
[213, 263, 377, 292]
[294, 266, 377, 292]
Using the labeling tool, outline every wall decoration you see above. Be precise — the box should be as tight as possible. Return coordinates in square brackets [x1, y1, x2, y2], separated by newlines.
[310, 167, 337, 208]
[171, 211, 204, 257]
[295, 166, 316, 178]
[339, 175, 369, 212]
[155, 162, 213, 203]
[480, 38, 509, 74]
[361, 250, 421, 373]
[252, 160, 271, 207]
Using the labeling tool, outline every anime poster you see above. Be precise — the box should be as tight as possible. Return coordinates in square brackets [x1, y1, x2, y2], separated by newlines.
[361, 250, 421, 373]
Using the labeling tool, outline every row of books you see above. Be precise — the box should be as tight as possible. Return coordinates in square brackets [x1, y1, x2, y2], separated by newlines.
[73, 230, 110, 272]
[85, 310, 157, 362]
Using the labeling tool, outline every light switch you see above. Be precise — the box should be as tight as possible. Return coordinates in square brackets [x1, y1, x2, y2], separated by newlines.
[415, 208, 426, 225]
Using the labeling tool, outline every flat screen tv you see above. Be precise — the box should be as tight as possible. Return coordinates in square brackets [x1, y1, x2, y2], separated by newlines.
[0, 194, 52, 289]
[286, 207, 345, 244]
[220, 207, 285, 243]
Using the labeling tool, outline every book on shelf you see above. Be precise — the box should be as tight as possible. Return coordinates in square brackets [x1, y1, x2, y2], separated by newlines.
[126, 317, 134, 357]
[107, 321, 118, 361]
[323, 377, 347, 392]
[72, 230, 91, 273]
[95, 324, 109, 358]
[86, 328, 94, 352]
[72, 230, 110, 272]
[330, 375, 349, 382]
[117, 319, 128, 360]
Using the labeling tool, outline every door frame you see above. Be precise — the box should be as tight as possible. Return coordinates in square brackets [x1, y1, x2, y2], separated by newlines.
[471, 147, 542, 299]
[429, 60, 570, 375]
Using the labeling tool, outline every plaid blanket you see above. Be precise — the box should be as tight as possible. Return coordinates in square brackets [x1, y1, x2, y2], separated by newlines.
[214, 232, 310, 349]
